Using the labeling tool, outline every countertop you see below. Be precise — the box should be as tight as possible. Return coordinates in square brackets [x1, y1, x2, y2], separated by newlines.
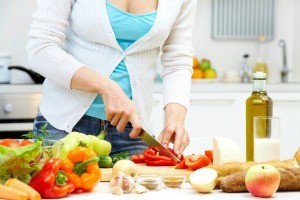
[63, 182, 299, 200]
[1, 82, 300, 93]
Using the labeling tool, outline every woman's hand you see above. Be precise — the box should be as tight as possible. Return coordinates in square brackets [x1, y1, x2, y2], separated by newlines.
[102, 80, 141, 138]
[157, 103, 190, 158]
[71, 67, 141, 138]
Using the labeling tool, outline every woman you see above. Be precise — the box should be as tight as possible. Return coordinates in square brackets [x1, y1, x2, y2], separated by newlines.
[27, 0, 197, 158]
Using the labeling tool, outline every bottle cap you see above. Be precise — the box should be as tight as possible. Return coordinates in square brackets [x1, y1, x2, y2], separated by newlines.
[253, 72, 266, 79]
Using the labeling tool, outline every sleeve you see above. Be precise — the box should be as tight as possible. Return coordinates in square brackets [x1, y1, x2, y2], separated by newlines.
[26, 0, 84, 88]
[160, 0, 197, 110]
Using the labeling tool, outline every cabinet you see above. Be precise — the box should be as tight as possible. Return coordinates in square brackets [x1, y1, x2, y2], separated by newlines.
[150, 87, 300, 160]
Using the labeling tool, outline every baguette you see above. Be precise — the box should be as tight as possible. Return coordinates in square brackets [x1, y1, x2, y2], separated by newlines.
[208, 147, 300, 189]
[208, 158, 298, 178]
[220, 167, 300, 192]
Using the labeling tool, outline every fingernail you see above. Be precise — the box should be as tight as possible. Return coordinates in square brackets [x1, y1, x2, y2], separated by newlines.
[163, 143, 168, 148]
[176, 149, 179, 155]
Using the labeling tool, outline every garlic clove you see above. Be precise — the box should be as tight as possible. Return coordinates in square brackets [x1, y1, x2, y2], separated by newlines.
[109, 172, 136, 194]
[134, 184, 148, 194]
[111, 186, 124, 195]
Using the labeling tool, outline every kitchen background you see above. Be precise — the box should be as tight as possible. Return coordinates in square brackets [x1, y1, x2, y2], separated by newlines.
[1, 0, 300, 160]
[0, 0, 300, 83]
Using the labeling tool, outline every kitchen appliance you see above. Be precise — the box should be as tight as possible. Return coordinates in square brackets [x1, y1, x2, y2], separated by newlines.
[8, 66, 45, 84]
[139, 129, 180, 162]
[0, 84, 42, 138]
[0, 52, 11, 83]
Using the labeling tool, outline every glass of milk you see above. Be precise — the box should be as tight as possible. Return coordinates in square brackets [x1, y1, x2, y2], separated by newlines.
[253, 116, 280, 162]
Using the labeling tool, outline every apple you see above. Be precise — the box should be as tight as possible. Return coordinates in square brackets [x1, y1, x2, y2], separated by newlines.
[245, 164, 280, 198]
[199, 59, 211, 71]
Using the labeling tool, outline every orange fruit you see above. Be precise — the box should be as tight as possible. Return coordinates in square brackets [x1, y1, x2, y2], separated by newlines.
[204, 69, 217, 79]
[193, 57, 200, 68]
[192, 68, 204, 79]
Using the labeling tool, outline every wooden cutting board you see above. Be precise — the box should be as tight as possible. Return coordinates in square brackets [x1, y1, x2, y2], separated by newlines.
[100, 164, 192, 182]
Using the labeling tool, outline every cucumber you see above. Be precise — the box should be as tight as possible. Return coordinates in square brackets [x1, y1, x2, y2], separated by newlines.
[98, 155, 112, 168]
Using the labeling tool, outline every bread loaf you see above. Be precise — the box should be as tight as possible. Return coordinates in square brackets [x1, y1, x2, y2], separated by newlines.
[208, 146, 300, 189]
[220, 168, 300, 192]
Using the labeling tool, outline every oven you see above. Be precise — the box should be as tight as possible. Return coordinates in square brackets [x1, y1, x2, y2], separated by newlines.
[0, 84, 42, 138]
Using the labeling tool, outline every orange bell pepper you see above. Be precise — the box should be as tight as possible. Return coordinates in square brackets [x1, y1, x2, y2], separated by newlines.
[64, 147, 101, 192]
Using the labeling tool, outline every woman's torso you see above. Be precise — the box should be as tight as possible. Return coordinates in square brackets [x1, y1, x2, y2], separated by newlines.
[85, 1, 157, 119]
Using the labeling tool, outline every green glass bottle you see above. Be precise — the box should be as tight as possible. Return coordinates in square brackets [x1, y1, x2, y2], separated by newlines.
[246, 72, 273, 161]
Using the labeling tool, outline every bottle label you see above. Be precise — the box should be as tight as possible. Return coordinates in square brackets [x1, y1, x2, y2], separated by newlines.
[253, 79, 266, 91]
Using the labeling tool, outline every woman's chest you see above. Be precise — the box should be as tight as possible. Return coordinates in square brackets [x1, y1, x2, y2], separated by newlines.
[68, 0, 183, 48]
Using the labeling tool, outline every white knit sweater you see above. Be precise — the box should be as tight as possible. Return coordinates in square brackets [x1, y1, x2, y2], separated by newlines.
[26, 0, 197, 133]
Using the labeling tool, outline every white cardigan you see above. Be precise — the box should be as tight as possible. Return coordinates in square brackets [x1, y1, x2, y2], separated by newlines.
[26, 0, 197, 133]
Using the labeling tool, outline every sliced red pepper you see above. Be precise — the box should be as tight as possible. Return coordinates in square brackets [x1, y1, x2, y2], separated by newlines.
[143, 147, 177, 166]
[144, 147, 173, 161]
[175, 157, 189, 169]
[205, 150, 213, 163]
[185, 154, 211, 170]
[29, 158, 75, 198]
[131, 154, 145, 163]
[145, 159, 177, 166]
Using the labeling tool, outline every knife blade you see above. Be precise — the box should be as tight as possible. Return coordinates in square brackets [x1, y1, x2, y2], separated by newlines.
[139, 129, 180, 162]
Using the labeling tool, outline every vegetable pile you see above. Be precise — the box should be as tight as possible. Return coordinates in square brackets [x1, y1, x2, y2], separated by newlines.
[0, 140, 42, 184]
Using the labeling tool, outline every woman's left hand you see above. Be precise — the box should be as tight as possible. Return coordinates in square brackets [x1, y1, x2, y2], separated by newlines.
[157, 103, 190, 158]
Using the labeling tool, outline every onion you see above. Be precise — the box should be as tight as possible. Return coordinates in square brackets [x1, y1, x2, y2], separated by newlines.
[112, 160, 138, 177]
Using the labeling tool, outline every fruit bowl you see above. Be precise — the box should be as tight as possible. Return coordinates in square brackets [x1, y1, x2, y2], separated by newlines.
[0, 139, 63, 184]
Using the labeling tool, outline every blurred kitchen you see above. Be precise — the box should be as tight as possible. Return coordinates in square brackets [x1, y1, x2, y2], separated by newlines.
[0, 0, 300, 159]
[3, 0, 299, 83]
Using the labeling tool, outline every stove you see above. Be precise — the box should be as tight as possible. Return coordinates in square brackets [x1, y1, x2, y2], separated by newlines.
[0, 84, 42, 138]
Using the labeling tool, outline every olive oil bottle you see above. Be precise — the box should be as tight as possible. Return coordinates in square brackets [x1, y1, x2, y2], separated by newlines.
[246, 72, 273, 161]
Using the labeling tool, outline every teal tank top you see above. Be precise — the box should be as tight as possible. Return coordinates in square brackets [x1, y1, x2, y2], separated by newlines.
[85, 2, 157, 119]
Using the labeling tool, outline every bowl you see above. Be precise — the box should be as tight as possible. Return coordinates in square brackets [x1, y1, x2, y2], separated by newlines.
[0, 139, 63, 184]
[162, 173, 186, 189]
[136, 175, 163, 190]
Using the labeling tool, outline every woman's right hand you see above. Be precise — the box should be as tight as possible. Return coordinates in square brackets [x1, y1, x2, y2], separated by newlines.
[71, 67, 141, 138]
[102, 80, 141, 138]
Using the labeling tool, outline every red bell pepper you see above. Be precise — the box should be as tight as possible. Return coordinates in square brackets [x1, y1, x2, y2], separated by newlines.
[131, 154, 145, 163]
[143, 147, 177, 166]
[29, 158, 75, 198]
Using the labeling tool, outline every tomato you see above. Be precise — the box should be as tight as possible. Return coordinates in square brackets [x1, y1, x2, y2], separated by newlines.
[0, 139, 33, 147]
[20, 140, 34, 146]
[185, 154, 211, 170]
[0, 139, 21, 147]
[205, 150, 213, 163]
[131, 154, 145, 163]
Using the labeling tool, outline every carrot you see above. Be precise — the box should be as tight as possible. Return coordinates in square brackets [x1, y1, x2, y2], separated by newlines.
[5, 179, 41, 200]
[0, 183, 28, 200]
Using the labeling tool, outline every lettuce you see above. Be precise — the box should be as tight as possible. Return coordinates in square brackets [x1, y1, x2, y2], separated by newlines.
[0, 140, 42, 184]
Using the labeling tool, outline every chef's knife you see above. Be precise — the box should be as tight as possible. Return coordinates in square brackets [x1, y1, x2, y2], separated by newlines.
[139, 129, 180, 162]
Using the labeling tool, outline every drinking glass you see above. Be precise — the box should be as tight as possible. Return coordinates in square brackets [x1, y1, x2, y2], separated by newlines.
[253, 116, 280, 162]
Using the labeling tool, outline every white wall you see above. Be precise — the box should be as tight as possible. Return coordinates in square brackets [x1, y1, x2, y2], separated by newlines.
[0, 0, 36, 83]
[0, 0, 299, 83]
[192, 0, 299, 83]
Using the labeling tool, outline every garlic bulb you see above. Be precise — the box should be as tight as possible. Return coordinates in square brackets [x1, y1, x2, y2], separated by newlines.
[109, 172, 136, 194]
